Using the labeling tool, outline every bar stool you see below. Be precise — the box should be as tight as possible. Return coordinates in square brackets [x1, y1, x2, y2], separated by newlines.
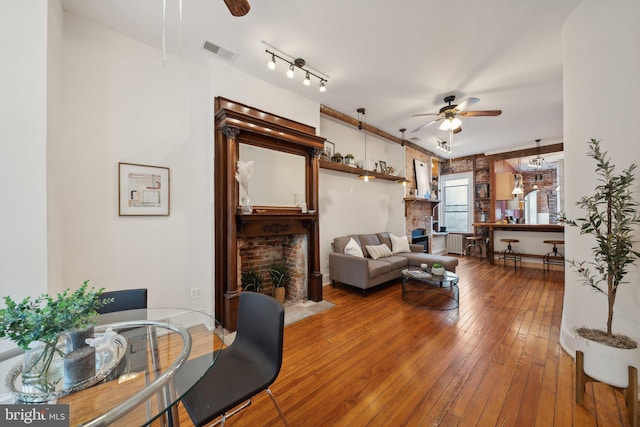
[499, 238, 522, 271]
[466, 236, 485, 261]
[543, 239, 565, 272]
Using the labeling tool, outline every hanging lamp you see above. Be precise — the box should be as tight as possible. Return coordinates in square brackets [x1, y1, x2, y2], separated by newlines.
[396, 128, 410, 187]
[357, 108, 374, 181]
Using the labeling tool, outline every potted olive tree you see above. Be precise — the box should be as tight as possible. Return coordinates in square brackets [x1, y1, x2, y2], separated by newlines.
[0, 281, 111, 395]
[567, 139, 640, 388]
[269, 263, 290, 304]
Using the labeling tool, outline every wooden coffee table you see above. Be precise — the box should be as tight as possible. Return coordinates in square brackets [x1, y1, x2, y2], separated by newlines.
[401, 268, 459, 310]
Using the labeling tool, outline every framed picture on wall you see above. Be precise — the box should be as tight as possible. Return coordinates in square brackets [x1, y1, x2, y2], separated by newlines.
[323, 141, 335, 160]
[379, 161, 387, 173]
[475, 183, 489, 199]
[119, 163, 170, 216]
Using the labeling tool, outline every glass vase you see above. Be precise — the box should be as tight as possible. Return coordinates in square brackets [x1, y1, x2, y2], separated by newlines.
[241, 195, 253, 214]
[21, 336, 66, 397]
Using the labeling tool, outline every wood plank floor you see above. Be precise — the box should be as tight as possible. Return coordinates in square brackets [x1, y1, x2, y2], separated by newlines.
[176, 257, 635, 426]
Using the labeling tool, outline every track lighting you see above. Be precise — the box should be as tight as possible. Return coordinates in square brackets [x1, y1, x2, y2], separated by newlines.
[436, 140, 451, 153]
[265, 49, 329, 92]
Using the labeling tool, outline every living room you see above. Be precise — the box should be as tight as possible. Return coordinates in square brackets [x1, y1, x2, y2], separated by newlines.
[2, 0, 640, 425]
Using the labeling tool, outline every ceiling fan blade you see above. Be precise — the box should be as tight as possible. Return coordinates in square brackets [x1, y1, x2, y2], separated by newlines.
[411, 113, 440, 117]
[458, 110, 502, 117]
[411, 118, 442, 133]
[454, 97, 480, 112]
[224, 0, 251, 16]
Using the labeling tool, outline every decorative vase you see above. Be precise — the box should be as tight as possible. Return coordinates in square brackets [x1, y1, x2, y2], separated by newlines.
[576, 333, 640, 388]
[273, 287, 285, 304]
[241, 195, 253, 214]
[21, 336, 67, 398]
[65, 325, 95, 351]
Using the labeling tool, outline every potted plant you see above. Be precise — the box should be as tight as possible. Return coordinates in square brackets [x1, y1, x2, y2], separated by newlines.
[0, 281, 111, 395]
[431, 262, 445, 276]
[344, 153, 355, 166]
[566, 138, 640, 387]
[269, 263, 290, 304]
[240, 267, 263, 293]
[332, 152, 344, 164]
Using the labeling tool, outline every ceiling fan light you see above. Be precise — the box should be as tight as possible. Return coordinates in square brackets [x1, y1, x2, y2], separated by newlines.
[451, 117, 462, 129]
[267, 54, 276, 70]
[439, 119, 451, 131]
[286, 64, 294, 78]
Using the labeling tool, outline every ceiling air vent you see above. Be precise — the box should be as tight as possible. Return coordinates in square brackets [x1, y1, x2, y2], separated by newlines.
[202, 40, 238, 62]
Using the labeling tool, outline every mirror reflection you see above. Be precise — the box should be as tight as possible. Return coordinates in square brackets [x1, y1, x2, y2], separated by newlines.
[239, 144, 306, 207]
[494, 152, 564, 224]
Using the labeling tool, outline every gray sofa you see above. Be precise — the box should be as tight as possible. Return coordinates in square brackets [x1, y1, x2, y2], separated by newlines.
[329, 232, 459, 295]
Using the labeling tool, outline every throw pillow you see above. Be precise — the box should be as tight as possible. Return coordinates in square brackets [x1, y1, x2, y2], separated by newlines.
[344, 238, 364, 258]
[390, 234, 411, 254]
[366, 244, 393, 260]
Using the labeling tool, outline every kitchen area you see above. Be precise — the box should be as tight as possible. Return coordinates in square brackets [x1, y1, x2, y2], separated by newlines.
[474, 146, 565, 268]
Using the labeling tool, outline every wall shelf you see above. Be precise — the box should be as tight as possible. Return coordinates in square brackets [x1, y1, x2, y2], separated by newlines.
[319, 160, 400, 182]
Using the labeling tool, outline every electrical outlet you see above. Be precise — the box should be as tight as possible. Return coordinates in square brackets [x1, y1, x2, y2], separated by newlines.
[190, 287, 202, 299]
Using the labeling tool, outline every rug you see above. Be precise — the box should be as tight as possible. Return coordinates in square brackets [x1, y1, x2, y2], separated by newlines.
[283, 299, 335, 326]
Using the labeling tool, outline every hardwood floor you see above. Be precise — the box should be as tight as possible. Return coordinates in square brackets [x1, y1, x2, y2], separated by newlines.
[177, 257, 635, 426]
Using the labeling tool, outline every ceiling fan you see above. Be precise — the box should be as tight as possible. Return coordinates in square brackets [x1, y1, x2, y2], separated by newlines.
[224, 0, 251, 16]
[411, 95, 502, 134]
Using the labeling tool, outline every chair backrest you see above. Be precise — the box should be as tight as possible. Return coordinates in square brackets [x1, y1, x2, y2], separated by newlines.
[234, 292, 285, 382]
[97, 288, 148, 314]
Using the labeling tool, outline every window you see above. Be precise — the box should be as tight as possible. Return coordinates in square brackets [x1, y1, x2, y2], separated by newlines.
[440, 172, 473, 233]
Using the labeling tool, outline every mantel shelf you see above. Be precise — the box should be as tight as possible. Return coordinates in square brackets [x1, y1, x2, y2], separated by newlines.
[319, 160, 401, 182]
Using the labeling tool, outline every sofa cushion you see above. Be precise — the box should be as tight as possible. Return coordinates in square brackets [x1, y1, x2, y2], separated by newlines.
[381, 255, 409, 270]
[344, 238, 364, 258]
[368, 259, 393, 278]
[358, 234, 381, 258]
[390, 233, 411, 254]
[365, 244, 392, 260]
[334, 235, 360, 255]
[377, 232, 392, 249]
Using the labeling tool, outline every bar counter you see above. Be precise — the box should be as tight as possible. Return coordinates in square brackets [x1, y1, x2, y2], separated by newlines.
[473, 222, 565, 265]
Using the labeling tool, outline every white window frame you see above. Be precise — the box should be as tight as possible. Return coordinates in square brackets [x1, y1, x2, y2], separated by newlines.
[440, 171, 473, 233]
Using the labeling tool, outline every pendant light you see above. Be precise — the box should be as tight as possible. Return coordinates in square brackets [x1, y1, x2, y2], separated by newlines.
[396, 128, 410, 187]
[357, 108, 374, 181]
[512, 158, 524, 195]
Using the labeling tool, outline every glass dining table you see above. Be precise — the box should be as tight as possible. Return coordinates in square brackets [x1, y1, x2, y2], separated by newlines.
[0, 308, 224, 426]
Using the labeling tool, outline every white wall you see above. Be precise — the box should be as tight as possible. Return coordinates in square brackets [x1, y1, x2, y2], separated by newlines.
[59, 13, 213, 311]
[0, 0, 50, 303]
[319, 116, 406, 283]
[561, 0, 640, 352]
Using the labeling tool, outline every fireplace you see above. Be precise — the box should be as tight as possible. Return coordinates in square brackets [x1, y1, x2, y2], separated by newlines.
[411, 228, 429, 253]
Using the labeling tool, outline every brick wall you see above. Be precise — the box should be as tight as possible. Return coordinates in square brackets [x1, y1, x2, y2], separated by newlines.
[238, 234, 308, 302]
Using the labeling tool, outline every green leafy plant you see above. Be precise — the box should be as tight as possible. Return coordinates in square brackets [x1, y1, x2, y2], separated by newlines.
[241, 267, 263, 293]
[345, 153, 354, 159]
[432, 262, 443, 269]
[0, 281, 112, 391]
[269, 263, 291, 289]
[567, 139, 640, 348]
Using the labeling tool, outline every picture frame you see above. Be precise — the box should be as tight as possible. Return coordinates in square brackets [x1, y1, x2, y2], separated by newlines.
[475, 183, 489, 199]
[379, 160, 387, 173]
[119, 163, 170, 216]
[323, 141, 335, 160]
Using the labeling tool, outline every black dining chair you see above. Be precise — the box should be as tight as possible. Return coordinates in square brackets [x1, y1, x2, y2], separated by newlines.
[176, 291, 288, 426]
[96, 288, 148, 314]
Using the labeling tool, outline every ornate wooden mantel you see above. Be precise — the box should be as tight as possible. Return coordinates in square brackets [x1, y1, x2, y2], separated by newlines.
[214, 97, 325, 331]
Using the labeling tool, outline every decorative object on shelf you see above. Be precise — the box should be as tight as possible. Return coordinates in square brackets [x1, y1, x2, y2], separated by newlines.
[0, 281, 112, 401]
[357, 108, 375, 182]
[431, 179, 439, 199]
[344, 153, 354, 165]
[269, 263, 290, 304]
[118, 163, 170, 216]
[379, 161, 387, 173]
[431, 263, 446, 276]
[331, 152, 344, 163]
[264, 48, 328, 92]
[235, 160, 254, 214]
[384, 166, 395, 175]
[323, 141, 335, 160]
[566, 139, 640, 411]
[240, 267, 263, 293]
